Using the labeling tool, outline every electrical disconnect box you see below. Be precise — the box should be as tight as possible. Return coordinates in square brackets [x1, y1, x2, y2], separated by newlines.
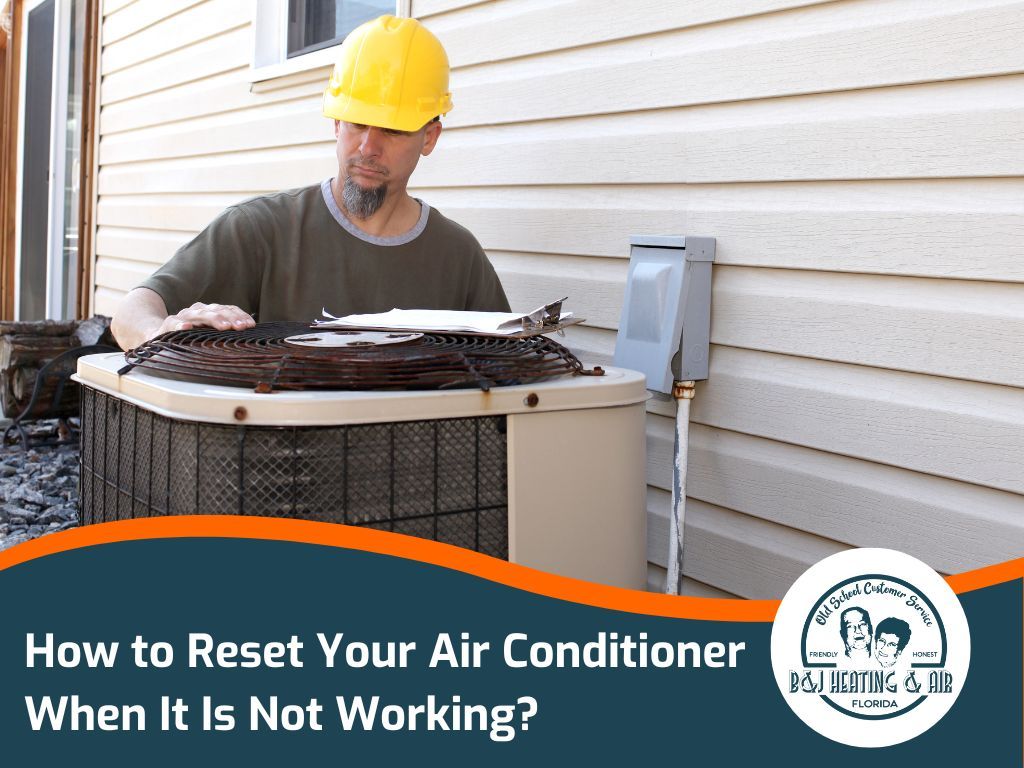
[613, 235, 716, 394]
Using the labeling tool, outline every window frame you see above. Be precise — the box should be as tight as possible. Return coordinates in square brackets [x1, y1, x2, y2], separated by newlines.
[249, 0, 407, 85]
[13, 0, 86, 321]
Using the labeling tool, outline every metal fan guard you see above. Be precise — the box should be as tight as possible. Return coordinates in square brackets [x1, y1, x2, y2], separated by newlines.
[120, 321, 593, 392]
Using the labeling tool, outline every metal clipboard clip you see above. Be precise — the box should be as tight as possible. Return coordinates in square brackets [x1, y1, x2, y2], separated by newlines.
[521, 296, 569, 332]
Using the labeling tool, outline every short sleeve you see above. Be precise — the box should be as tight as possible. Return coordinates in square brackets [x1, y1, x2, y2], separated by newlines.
[137, 206, 266, 316]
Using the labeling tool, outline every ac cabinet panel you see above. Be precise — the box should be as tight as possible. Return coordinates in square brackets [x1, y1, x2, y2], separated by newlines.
[508, 403, 647, 590]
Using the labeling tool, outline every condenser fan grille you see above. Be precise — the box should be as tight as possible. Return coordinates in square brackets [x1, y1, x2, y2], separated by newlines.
[120, 322, 590, 392]
[80, 388, 510, 558]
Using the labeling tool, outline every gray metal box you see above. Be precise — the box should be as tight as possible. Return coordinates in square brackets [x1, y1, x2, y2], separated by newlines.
[613, 235, 715, 394]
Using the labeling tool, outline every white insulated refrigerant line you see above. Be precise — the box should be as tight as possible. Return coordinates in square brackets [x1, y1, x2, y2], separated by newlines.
[667, 380, 695, 596]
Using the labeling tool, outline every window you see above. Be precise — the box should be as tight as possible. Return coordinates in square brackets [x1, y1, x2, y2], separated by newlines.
[287, 0, 394, 59]
[251, 0, 403, 84]
[13, 0, 89, 320]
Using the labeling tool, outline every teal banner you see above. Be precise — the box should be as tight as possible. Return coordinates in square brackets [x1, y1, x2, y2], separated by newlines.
[0, 536, 1019, 765]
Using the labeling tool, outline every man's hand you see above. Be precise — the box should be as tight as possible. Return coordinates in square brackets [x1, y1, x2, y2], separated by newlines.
[155, 303, 255, 336]
[112, 289, 256, 351]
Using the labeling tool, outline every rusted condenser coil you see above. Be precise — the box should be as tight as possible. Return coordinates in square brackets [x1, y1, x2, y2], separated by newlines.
[119, 321, 598, 392]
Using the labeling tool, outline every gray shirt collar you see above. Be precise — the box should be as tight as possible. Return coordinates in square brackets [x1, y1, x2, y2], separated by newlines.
[321, 178, 430, 246]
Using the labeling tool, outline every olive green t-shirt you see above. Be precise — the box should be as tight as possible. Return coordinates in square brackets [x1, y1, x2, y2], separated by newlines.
[139, 180, 510, 321]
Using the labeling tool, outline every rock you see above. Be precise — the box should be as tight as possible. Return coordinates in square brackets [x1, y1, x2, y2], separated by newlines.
[0, 419, 81, 550]
[36, 507, 69, 526]
[5, 487, 39, 506]
[0, 532, 30, 551]
[23, 490, 47, 507]
[0, 423, 79, 548]
[0, 504, 34, 523]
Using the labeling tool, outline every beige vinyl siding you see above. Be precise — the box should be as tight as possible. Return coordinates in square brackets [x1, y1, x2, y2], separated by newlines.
[93, 0, 338, 316]
[93, 0, 1024, 598]
[410, 0, 1024, 598]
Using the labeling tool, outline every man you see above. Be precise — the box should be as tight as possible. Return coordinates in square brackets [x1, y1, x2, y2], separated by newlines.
[111, 15, 509, 351]
[874, 617, 912, 668]
[839, 606, 873, 665]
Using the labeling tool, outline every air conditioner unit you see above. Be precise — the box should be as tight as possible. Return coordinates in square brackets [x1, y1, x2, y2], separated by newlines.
[74, 326, 648, 589]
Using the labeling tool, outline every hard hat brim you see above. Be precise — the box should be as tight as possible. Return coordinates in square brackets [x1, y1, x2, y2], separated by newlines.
[323, 93, 451, 133]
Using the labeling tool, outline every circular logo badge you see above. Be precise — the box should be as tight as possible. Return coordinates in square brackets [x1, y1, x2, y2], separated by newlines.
[771, 549, 970, 747]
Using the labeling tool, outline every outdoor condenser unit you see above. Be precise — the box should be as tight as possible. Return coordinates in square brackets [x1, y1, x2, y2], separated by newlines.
[74, 323, 648, 589]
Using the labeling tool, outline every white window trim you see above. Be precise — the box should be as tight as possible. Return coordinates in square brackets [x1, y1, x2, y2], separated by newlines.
[14, 0, 75, 320]
[249, 0, 409, 85]
[47, 0, 74, 319]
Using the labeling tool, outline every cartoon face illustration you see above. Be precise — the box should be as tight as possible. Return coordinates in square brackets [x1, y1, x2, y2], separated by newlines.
[874, 617, 912, 667]
[840, 607, 873, 655]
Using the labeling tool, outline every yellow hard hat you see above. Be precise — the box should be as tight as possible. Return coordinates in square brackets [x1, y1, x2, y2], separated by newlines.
[322, 15, 453, 132]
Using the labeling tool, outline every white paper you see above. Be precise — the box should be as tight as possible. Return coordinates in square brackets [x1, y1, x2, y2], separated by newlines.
[316, 304, 573, 335]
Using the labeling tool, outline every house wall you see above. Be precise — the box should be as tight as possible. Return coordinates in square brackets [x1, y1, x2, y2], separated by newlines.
[93, 0, 1024, 598]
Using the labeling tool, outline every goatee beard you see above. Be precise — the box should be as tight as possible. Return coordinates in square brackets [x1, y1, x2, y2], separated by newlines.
[342, 175, 387, 219]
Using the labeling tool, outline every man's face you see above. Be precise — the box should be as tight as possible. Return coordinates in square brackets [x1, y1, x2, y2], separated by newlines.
[843, 610, 871, 651]
[875, 632, 902, 667]
[334, 119, 442, 218]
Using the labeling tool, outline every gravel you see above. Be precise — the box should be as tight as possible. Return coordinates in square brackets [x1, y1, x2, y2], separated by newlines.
[0, 420, 79, 551]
